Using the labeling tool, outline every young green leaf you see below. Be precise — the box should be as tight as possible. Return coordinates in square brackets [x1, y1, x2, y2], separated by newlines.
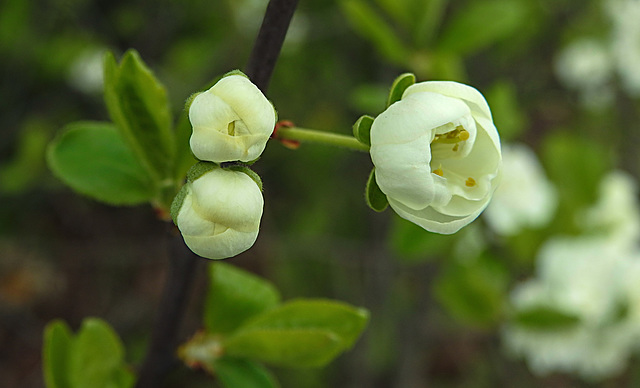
[352, 115, 374, 146]
[386, 73, 415, 107]
[204, 263, 281, 335]
[365, 168, 389, 212]
[173, 109, 197, 181]
[43, 320, 73, 388]
[68, 318, 130, 388]
[237, 299, 370, 350]
[103, 50, 174, 182]
[215, 358, 280, 388]
[433, 256, 507, 328]
[513, 306, 581, 331]
[223, 329, 344, 368]
[47, 121, 156, 205]
[436, 0, 529, 56]
[340, 0, 410, 65]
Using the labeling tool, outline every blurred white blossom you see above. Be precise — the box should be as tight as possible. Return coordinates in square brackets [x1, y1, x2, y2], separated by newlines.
[484, 144, 557, 236]
[67, 48, 105, 94]
[503, 237, 640, 380]
[579, 170, 640, 247]
[554, 39, 614, 107]
[606, 0, 640, 96]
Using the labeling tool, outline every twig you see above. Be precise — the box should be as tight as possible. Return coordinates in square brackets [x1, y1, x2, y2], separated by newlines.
[246, 0, 300, 92]
[134, 1, 299, 386]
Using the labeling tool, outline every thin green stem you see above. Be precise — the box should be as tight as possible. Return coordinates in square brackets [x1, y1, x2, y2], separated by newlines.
[275, 127, 370, 152]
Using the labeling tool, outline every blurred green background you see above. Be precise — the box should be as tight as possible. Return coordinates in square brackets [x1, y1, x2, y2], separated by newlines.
[2, 0, 640, 387]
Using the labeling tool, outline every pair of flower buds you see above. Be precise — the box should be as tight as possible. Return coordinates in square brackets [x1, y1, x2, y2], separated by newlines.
[173, 72, 502, 260]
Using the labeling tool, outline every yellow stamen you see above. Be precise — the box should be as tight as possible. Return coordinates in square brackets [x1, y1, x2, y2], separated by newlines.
[227, 121, 236, 136]
[458, 130, 469, 141]
[465, 177, 476, 187]
[452, 144, 459, 152]
[433, 167, 444, 177]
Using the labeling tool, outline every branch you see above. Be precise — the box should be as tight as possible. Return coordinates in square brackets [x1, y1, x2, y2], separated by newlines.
[135, 1, 299, 386]
[135, 225, 202, 388]
[245, 0, 300, 92]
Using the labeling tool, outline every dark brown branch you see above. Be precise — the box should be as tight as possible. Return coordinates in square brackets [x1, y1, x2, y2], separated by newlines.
[135, 225, 202, 388]
[245, 0, 300, 92]
[134, 1, 299, 387]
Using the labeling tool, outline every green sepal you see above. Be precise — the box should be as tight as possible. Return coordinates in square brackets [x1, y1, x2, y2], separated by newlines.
[46, 121, 157, 205]
[365, 168, 388, 212]
[512, 306, 581, 331]
[205, 262, 281, 335]
[103, 49, 174, 182]
[186, 161, 219, 182]
[223, 164, 263, 191]
[170, 183, 188, 225]
[223, 69, 249, 79]
[386, 73, 415, 107]
[215, 357, 280, 388]
[352, 115, 374, 146]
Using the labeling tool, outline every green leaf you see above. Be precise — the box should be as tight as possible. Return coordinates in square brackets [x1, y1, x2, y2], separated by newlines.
[47, 121, 156, 205]
[436, 0, 529, 55]
[173, 109, 196, 181]
[0, 119, 50, 194]
[224, 299, 369, 368]
[43, 320, 73, 388]
[340, 0, 410, 65]
[352, 115, 374, 146]
[237, 299, 370, 350]
[386, 73, 415, 107]
[433, 256, 507, 328]
[224, 329, 344, 368]
[215, 358, 280, 388]
[389, 215, 455, 261]
[513, 306, 581, 330]
[204, 263, 281, 335]
[68, 318, 128, 388]
[365, 168, 389, 212]
[485, 81, 525, 141]
[103, 50, 174, 181]
[541, 132, 611, 215]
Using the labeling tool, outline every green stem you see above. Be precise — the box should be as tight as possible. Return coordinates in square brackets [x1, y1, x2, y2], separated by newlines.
[275, 127, 370, 152]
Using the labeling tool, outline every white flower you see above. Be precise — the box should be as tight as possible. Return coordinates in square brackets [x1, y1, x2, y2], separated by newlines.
[554, 39, 614, 107]
[606, 0, 640, 96]
[189, 74, 276, 163]
[503, 237, 640, 380]
[579, 170, 640, 247]
[370, 81, 502, 234]
[172, 164, 263, 260]
[484, 144, 557, 235]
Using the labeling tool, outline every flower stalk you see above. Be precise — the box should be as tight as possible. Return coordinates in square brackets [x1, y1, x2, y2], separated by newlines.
[273, 126, 370, 152]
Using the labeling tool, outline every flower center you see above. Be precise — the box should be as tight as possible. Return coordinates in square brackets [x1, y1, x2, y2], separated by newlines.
[430, 125, 476, 188]
[227, 121, 236, 136]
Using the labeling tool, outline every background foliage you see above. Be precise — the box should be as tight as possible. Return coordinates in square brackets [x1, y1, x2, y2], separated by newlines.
[1, 0, 639, 387]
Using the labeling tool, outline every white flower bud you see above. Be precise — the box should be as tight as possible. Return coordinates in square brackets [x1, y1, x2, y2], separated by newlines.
[370, 81, 502, 234]
[173, 165, 263, 260]
[189, 74, 276, 163]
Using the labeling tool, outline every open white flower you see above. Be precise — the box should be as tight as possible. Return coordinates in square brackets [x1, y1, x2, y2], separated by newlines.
[172, 163, 263, 260]
[370, 81, 502, 234]
[503, 237, 640, 380]
[189, 74, 276, 163]
[484, 143, 557, 235]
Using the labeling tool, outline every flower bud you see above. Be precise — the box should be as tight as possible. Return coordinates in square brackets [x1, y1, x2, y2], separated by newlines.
[189, 74, 276, 163]
[172, 163, 263, 259]
[370, 81, 502, 234]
